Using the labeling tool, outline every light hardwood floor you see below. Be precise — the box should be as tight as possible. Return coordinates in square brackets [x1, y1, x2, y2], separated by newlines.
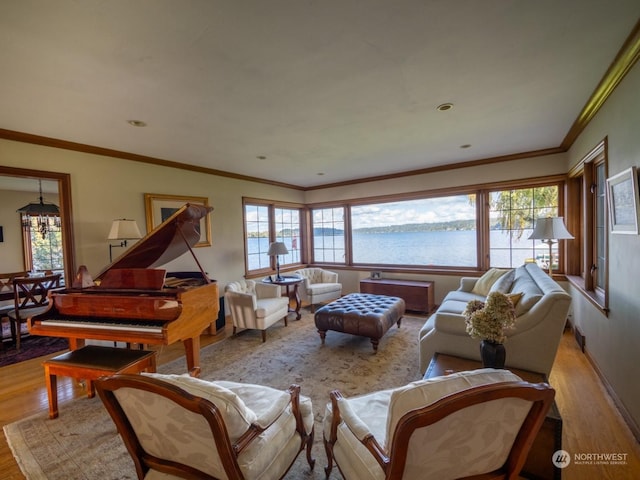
[1, 324, 638, 479]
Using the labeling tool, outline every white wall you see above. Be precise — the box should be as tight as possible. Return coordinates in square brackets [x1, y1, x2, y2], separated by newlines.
[566, 60, 640, 433]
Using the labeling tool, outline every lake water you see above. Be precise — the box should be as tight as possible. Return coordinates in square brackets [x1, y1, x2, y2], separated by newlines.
[249, 229, 548, 270]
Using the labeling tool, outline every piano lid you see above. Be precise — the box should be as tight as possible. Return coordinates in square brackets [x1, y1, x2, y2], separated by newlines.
[95, 203, 213, 281]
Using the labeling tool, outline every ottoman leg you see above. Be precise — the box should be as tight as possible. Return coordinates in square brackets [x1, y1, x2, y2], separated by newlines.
[318, 330, 326, 344]
[370, 338, 379, 353]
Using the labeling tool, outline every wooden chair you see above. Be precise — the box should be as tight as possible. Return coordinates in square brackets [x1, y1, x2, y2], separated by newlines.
[6, 273, 61, 350]
[0, 271, 29, 347]
[95, 373, 316, 480]
[323, 369, 555, 480]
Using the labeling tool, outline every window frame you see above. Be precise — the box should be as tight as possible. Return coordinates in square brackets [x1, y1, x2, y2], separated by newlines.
[566, 139, 609, 314]
[309, 205, 348, 265]
[242, 198, 305, 277]
[485, 183, 563, 271]
[306, 176, 566, 274]
[347, 193, 479, 269]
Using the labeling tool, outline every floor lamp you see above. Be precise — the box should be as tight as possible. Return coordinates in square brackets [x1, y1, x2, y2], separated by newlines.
[528, 217, 574, 277]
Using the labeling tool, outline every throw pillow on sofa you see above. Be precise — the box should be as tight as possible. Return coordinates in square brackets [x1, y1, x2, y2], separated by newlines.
[471, 268, 511, 296]
[489, 269, 516, 293]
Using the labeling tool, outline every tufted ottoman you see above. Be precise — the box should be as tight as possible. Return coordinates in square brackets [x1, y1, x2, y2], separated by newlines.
[314, 293, 406, 352]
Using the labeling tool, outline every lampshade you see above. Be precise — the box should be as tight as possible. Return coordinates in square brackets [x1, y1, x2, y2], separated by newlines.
[528, 217, 574, 240]
[108, 219, 142, 240]
[267, 241, 289, 256]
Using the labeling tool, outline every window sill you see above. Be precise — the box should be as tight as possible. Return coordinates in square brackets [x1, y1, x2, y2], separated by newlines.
[566, 275, 609, 316]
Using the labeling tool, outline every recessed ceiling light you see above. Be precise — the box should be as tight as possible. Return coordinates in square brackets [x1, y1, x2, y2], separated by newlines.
[257, 155, 267, 160]
[127, 120, 147, 127]
[436, 103, 453, 111]
[316, 172, 325, 176]
[460, 144, 472, 149]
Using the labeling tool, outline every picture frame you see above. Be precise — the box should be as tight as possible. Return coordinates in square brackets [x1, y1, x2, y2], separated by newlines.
[606, 166, 639, 235]
[144, 193, 212, 247]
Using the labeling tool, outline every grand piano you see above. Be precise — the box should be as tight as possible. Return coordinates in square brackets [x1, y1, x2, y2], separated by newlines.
[28, 203, 219, 374]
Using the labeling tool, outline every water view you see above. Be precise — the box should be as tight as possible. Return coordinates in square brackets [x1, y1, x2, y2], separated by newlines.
[249, 229, 552, 270]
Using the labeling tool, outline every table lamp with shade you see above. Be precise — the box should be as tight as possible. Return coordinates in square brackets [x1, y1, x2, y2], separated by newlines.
[108, 219, 142, 262]
[528, 217, 574, 277]
[268, 241, 289, 281]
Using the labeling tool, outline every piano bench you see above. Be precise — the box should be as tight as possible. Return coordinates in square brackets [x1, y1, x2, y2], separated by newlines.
[43, 345, 157, 419]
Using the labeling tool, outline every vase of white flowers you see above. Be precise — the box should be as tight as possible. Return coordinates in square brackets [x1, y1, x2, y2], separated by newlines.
[463, 291, 516, 369]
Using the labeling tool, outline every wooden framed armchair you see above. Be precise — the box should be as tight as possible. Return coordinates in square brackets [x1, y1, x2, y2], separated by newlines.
[95, 372, 315, 480]
[323, 369, 555, 480]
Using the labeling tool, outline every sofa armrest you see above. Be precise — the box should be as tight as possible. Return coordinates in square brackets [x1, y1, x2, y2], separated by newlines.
[225, 291, 258, 311]
[459, 277, 478, 292]
[255, 282, 280, 299]
[433, 312, 469, 335]
[321, 271, 338, 283]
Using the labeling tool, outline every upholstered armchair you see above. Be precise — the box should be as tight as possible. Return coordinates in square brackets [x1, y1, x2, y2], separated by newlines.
[224, 279, 289, 342]
[95, 372, 315, 480]
[294, 268, 342, 312]
[323, 369, 554, 480]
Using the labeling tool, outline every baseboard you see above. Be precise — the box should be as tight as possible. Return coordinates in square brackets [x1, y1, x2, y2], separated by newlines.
[574, 325, 586, 352]
[583, 348, 640, 442]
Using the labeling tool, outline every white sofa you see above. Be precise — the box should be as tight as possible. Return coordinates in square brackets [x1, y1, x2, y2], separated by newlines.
[418, 263, 571, 376]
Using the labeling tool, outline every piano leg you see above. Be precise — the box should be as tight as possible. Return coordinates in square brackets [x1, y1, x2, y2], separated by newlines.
[183, 336, 201, 377]
[69, 338, 86, 350]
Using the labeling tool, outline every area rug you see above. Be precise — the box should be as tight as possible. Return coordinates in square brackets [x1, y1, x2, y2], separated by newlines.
[0, 323, 69, 367]
[4, 311, 425, 479]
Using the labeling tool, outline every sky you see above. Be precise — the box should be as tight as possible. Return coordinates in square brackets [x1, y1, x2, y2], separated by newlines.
[349, 195, 476, 229]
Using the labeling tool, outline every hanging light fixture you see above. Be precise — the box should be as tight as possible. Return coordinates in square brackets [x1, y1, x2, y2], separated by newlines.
[17, 179, 61, 240]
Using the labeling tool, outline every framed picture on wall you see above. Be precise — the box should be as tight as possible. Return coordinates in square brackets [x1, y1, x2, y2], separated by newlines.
[144, 193, 212, 247]
[606, 166, 639, 235]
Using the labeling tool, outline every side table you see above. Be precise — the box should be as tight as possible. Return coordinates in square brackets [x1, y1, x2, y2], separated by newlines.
[425, 353, 562, 480]
[263, 275, 303, 320]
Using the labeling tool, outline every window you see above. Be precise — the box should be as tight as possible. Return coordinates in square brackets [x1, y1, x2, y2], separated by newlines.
[311, 207, 345, 264]
[488, 185, 560, 269]
[245, 203, 270, 271]
[350, 196, 477, 267]
[274, 207, 301, 266]
[594, 162, 607, 291]
[243, 200, 303, 275]
[566, 139, 608, 312]
[22, 215, 64, 272]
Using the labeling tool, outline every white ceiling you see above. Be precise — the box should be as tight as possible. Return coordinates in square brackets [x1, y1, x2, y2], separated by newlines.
[1, 1, 639, 188]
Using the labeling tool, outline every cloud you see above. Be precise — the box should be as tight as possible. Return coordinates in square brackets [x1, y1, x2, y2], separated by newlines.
[351, 196, 476, 228]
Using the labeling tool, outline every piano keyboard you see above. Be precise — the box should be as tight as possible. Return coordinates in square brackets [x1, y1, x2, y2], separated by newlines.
[41, 318, 165, 333]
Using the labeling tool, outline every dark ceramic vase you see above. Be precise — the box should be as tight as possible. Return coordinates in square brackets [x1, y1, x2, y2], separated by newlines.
[480, 340, 506, 369]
